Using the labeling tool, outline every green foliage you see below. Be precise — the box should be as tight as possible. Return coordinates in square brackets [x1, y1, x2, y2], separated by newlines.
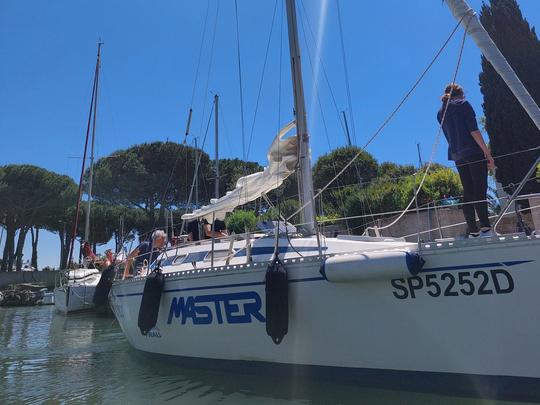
[479, 0, 540, 194]
[0, 165, 77, 270]
[400, 168, 463, 207]
[225, 210, 257, 234]
[343, 167, 462, 234]
[0, 165, 77, 228]
[90, 141, 212, 213]
[313, 146, 378, 190]
[378, 162, 416, 179]
[262, 199, 300, 225]
[316, 213, 339, 224]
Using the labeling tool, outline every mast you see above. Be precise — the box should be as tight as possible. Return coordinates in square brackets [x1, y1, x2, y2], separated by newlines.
[211, 94, 220, 268]
[84, 41, 103, 243]
[445, 0, 540, 131]
[285, 0, 316, 234]
[67, 41, 101, 267]
[214, 94, 219, 199]
[194, 137, 199, 208]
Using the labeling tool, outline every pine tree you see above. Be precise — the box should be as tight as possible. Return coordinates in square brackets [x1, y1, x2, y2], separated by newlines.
[479, 0, 540, 194]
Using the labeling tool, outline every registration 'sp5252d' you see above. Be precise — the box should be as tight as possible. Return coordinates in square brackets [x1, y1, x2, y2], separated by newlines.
[391, 269, 514, 299]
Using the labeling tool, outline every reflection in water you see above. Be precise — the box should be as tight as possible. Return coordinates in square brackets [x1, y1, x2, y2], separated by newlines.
[0, 306, 525, 404]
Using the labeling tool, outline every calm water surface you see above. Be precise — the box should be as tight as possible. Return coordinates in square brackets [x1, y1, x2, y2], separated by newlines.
[0, 306, 528, 404]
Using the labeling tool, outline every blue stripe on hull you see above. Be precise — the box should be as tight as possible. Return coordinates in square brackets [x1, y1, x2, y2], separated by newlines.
[114, 276, 326, 298]
[421, 260, 532, 273]
[114, 260, 534, 298]
[132, 350, 540, 402]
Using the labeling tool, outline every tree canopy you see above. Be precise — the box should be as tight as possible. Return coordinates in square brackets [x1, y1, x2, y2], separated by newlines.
[90, 142, 212, 214]
[0, 165, 77, 270]
[479, 0, 540, 194]
[313, 146, 378, 190]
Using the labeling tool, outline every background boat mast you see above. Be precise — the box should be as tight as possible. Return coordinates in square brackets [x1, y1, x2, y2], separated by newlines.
[285, 0, 316, 234]
[84, 40, 103, 244]
[214, 93, 219, 199]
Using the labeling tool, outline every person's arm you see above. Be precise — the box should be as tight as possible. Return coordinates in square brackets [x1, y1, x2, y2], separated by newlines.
[463, 102, 495, 170]
[203, 223, 227, 239]
[470, 130, 495, 170]
[123, 248, 140, 279]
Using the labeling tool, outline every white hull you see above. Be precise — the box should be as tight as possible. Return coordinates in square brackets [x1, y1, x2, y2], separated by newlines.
[110, 234, 540, 399]
[54, 270, 101, 314]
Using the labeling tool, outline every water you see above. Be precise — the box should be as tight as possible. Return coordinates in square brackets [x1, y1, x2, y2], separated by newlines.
[0, 306, 528, 404]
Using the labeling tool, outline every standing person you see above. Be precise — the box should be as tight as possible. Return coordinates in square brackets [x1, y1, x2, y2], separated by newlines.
[438, 83, 496, 237]
[123, 230, 167, 278]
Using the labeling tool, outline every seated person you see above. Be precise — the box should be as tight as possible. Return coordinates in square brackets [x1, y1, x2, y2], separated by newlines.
[214, 219, 229, 236]
[187, 219, 228, 241]
[123, 230, 167, 278]
[82, 241, 98, 267]
[202, 218, 228, 239]
[186, 220, 201, 242]
[81, 243, 112, 270]
[100, 249, 114, 269]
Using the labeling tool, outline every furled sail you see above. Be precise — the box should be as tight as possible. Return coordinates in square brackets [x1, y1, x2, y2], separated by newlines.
[182, 121, 297, 221]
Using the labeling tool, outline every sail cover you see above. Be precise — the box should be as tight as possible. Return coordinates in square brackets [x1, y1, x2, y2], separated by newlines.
[182, 121, 298, 222]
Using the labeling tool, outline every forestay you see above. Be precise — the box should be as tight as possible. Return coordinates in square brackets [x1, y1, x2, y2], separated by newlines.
[181, 121, 298, 221]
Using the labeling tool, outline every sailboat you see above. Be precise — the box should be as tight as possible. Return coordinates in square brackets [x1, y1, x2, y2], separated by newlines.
[109, 0, 540, 400]
[54, 41, 105, 314]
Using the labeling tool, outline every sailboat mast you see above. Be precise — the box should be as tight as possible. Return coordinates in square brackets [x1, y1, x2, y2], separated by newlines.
[214, 94, 219, 199]
[84, 41, 102, 243]
[285, 0, 316, 233]
[67, 41, 101, 267]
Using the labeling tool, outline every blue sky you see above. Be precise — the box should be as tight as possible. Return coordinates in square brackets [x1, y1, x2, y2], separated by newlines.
[1, 0, 539, 268]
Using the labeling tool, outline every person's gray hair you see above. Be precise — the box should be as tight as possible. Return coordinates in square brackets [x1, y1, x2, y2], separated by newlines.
[152, 230, 167, 243]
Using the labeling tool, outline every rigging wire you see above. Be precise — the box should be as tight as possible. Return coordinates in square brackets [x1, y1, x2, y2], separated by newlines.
[234, 0, 247, 165]
[179, 102, 215, 234]
[299, 4, 376, 225]
[68, 54, 99, 267]
[364, 14, 473, 235]
[275, 0, 284, 253]
[233, 0, 253, 216]
[189, 0, 212, 110]
[298, 0, 347, 138]
[297, 0, 374, 224]
[297, 8, 352, 233]
[181, 2, 212, 200]
[306, 193, 540, 230]
[182, 0, 212, 148]
[196, 1, 220, 144]
[246, 0, 279, 161]
[336, 0, 356, 145]
[286, 17, 465, 223]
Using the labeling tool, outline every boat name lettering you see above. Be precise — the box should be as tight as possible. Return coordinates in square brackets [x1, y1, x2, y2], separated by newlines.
[390, 269, 514, 299]
[167, 291, 266, 325]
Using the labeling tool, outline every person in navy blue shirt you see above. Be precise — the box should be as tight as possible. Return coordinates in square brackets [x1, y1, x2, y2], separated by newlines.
[437, 83, 495, 237]
[123, 230, 167, 278]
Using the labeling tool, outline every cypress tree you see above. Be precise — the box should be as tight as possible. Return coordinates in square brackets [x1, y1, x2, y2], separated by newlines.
[479, 0, 540, 194]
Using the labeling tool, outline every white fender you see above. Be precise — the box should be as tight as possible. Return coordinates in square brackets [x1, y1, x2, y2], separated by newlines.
[323, 250, 415, 282]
